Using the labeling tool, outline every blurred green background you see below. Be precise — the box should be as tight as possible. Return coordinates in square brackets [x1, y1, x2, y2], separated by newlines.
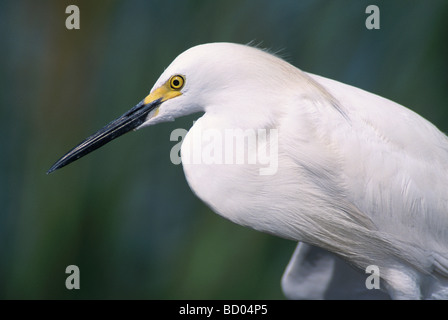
[0, 0, 447, 299]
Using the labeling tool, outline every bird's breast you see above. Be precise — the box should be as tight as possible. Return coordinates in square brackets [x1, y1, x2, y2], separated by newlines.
[179, 115, 301, 237]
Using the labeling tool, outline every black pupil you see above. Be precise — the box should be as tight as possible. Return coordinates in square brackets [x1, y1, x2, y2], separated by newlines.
[173, 79, 180, 87]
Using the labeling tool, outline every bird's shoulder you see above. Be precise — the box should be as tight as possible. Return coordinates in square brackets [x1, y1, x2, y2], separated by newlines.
[282, 72, 448, 253]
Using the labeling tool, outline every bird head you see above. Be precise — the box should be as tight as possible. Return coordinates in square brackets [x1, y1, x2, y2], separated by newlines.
[47, 42, 296, 173]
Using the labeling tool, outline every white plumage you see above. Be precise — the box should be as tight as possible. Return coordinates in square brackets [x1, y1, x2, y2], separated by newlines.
[49, 42, 448, 299]
[154, 43, 448, 299]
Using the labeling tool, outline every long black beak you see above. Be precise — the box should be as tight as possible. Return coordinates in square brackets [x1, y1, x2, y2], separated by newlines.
[47, 98, 163, 174]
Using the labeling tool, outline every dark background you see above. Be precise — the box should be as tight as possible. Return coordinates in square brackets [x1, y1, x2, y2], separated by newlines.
[0, 0, 447, 299]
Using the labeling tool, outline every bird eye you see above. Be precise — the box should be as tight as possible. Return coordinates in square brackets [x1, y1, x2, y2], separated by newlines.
[169, 75, 185, 90]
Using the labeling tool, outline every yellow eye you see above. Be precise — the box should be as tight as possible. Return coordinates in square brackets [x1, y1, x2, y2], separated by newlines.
[169, 75, 185, 90]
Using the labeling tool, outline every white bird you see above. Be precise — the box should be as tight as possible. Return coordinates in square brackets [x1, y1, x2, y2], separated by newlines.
[48, 42, 448, 299]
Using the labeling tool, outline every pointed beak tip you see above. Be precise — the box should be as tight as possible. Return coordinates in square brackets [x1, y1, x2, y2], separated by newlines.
[46, 161, 62, 175]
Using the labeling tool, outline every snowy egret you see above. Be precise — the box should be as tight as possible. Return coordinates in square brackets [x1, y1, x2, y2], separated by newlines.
[48, 42, 448, 299]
